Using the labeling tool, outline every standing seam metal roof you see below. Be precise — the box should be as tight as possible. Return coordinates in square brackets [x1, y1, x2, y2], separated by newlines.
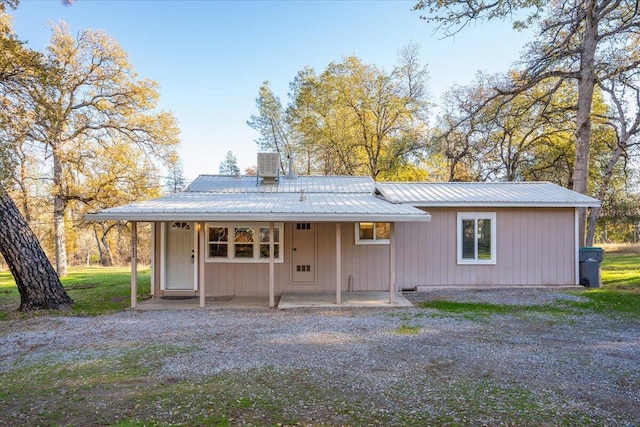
[375, 182, 600, 207]
[85, 175, 599, 222]
[85, 192, 431, 222]
[186, 175, 375, 193]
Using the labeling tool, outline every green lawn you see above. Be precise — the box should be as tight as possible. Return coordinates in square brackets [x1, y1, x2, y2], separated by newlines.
[0, 266, 150, 318]
[601, 246, 640, 289]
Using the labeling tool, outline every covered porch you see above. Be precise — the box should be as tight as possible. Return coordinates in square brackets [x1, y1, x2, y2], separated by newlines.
[133, 291, 413, 310]
[84, 175, 431, 309]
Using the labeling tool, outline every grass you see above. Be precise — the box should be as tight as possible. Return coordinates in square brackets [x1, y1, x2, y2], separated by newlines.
[419, 300, 573, 320]
[0, 266, 150, 318]
[395, 323, 421, 334]
[600, 243, 640, 289]
[0, 359, 622, 426]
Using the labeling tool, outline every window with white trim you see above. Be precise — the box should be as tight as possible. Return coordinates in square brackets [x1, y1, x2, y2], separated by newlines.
[457, 213, 496, 264]
[207, 222, 283, 262]
[355, 222, 390, 245]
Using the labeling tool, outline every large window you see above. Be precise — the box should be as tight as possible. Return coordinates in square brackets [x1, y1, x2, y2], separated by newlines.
[457, 213, 496, 264]
[207, 222, 283, 262]
[355, 222, 390, 245]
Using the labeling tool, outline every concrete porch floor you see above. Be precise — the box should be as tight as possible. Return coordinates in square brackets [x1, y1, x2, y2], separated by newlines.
[277, 292, 412, 309]
[134, 292, 412, 310]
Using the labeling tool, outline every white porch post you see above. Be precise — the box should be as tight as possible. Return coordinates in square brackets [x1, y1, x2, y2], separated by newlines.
[130, 221, 138, 309]
[336, 222, 342, 305]
[575, 208, 580, 285]
[199, 222, 206, 308]
[389, 222, 396, 304]
[269, 222, 275, 308]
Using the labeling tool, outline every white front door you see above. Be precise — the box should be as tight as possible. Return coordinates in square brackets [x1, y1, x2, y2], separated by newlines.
[165, 222, 195, 290]
[291, 222, 316, 283]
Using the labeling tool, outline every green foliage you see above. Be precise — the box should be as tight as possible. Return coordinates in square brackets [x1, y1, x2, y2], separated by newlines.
[250, 45, 430, 179]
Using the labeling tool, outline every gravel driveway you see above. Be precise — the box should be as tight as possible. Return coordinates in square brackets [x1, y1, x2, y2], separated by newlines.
[1, 288, 639, 426]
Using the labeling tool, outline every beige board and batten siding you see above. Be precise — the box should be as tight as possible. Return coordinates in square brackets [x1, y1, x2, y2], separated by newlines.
[151, 221, 399, 297]
[395, 207, 576, 288]
[202, 222, 392, 296]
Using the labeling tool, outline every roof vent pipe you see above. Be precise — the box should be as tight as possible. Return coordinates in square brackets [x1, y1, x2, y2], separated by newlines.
[285, 155, 297, 179]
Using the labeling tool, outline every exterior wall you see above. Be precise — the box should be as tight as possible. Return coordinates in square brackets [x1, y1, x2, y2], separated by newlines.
[395, 207, 576, 288]
[338, 223, 391, 292]
[203, 222, 391, 296]
[151, 207, 577, 297]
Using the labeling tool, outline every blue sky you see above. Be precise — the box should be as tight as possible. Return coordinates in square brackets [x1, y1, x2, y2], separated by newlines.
[11, 1, 534, 181]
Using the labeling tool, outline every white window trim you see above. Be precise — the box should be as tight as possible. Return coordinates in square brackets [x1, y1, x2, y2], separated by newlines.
[355, 222, 390, 245]
[205, 222, 285, 263]
[457, 212, 497, 265]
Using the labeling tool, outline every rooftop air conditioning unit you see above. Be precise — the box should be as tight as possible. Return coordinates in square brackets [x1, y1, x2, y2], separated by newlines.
[257, 153, 280, 178]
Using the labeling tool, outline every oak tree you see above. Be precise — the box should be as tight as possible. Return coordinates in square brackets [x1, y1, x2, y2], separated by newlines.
[19, 22, 179, 276]
[414, 0, 640, 245]
[0, 7, 72, 310]
[286, 45, 430, 179]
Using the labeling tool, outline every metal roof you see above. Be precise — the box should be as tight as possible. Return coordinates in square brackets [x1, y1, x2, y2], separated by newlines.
[86, 174, 599, 223]
[375, 182, 600, 208]
[186, 175, 374, 194]
[85, 192, 431, 222]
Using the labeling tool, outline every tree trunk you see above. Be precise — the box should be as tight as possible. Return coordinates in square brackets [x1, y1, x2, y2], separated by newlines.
[52, 147, 68, 276]
[572, 0, 598, 247]
[97, 223, 114, 267]
[586, 206, 600, 247]
[585, 145, 625, 246]
[0, 189, 73, 311]
[93, 224, 105, 265]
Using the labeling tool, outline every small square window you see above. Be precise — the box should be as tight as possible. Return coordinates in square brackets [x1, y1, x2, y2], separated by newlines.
[355, 222, 390, 245]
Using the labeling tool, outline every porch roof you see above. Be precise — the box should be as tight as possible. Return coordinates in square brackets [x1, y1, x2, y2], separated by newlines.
[375, 182, 600, 208]
[84, 192, 431, 222]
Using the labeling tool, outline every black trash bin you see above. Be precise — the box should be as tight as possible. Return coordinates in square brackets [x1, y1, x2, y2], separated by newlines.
[579, 247, 604, 288]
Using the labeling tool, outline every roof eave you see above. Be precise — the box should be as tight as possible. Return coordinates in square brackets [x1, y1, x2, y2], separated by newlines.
[84, 212, 432, 223]
[408, 202, 600, 208]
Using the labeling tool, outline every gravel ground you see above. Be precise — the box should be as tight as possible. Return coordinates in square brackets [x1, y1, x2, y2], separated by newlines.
[1, 288, 639, 426]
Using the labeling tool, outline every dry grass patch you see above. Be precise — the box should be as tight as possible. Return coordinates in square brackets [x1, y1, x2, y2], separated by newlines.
[600, 243, 640, 255]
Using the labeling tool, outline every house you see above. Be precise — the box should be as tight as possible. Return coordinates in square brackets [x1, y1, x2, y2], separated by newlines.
[85, 154, 600, 308]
